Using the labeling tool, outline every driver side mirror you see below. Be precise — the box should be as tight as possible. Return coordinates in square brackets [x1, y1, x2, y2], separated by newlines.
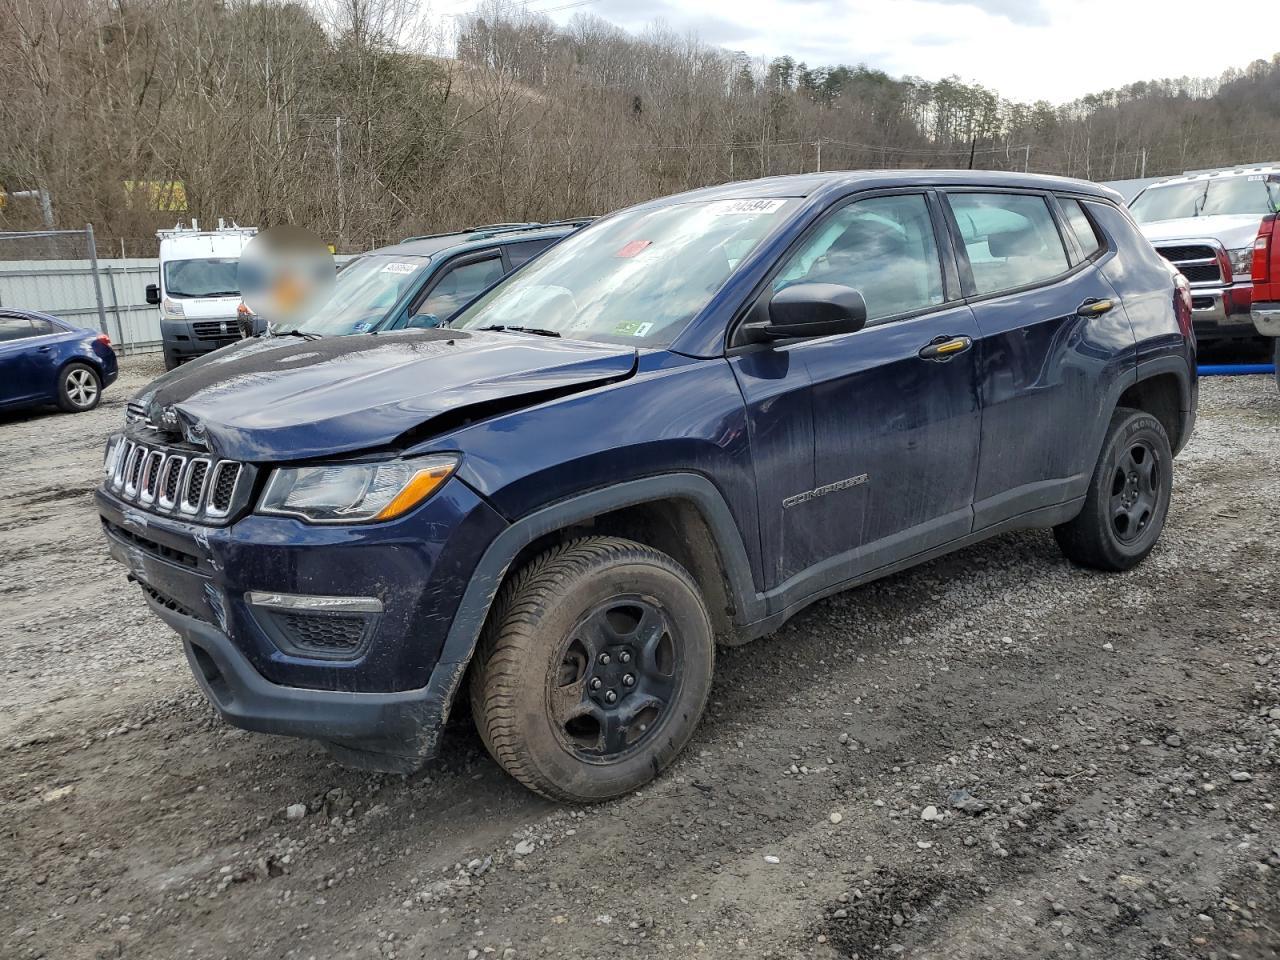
[145, 283, 160, 306]
[737, 283, 868, 345]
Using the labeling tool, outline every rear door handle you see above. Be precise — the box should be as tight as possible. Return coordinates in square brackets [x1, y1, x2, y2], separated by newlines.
[1077, 297, 1117, 317]
[918, 335, 973, 361]
[37, 345, 54, 353]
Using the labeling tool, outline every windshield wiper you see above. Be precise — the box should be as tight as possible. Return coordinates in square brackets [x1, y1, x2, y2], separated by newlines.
[479, 324, 561, 338]
[275, 329, 322, 341]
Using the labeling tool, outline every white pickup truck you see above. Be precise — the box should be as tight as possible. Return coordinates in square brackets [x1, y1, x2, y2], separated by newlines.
[145, 221, 257, 370]
[1129, 164, 1280, 344]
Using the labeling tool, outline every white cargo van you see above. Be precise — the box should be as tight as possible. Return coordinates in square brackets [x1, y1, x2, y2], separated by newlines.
[145, 220, 257, 370]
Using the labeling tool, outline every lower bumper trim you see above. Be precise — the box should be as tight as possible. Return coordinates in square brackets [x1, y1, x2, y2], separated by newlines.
[146, 594, 452, 771]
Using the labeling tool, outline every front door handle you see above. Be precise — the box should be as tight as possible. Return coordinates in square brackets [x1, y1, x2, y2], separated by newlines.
[918, 335, 973, 361]
[1077, 297, 1117, 317]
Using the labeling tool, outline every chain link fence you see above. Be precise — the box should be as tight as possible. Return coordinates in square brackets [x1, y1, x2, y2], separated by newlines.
[0, 226, 162, 353]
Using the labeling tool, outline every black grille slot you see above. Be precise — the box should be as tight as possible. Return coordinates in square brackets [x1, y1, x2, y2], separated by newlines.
[279, 612, 368, 654]
[144, 453, 163, 497]
[138, 582, 202, 621]
[1155, 244, 1215, 262]
[1180, 263, 1221, 283]
[162, 458, 183, 502]
[184, 460, 209, 509]
[210, 464, 240, 512]
[128, 448, 146, 489]
[1191, 296, 1214, 309]
[103, 518, 199, 568]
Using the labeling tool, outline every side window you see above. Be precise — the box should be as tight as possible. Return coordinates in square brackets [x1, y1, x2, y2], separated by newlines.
[948, 193, 1070, 295]
[410, 256, 505, 327]
[772, 194, 945, 322]
[1058, 197, 1102, 258]
[28, 318, 56, 336]
[0, 317, 36, 342]
[505, 239, 555, 269]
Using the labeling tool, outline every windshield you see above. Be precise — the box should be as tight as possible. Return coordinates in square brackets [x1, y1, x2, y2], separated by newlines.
[449, 198, 799, 345]
[164, 258, 240, 298]
[1130, 175, 1280, 223]
[277, 255, 429, 336]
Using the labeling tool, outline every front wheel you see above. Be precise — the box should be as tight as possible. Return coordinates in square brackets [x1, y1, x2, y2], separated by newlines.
[1054, 407, 1173, 571]
[469, 537, 714, 803]
[57, 363, 101, 412]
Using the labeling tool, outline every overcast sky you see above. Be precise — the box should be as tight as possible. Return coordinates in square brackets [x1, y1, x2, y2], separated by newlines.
[465, 0, 1279, 104]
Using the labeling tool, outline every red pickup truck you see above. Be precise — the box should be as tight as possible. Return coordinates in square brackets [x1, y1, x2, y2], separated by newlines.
[1251, 201, 1280, 388]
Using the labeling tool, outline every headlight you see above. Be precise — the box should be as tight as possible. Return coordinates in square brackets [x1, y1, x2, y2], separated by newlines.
[162, 297, 185, 318]
[1227, 246, 1253, 278]
[258, 454, 459, 524]
[103, 435, 124, 477]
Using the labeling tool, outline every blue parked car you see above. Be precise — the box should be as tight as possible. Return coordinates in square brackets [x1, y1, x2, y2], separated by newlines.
[97, 171, 1196, 802]
[0, 309, 118, 414]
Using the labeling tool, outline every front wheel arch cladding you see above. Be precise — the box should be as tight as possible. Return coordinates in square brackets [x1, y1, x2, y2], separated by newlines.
[428, 474, 761, 734]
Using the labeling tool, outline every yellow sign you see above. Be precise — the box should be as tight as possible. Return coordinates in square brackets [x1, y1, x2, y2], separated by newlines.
[124, 181, 188, 212]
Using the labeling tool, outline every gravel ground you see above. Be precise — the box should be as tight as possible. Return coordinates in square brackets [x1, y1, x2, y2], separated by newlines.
[1, 356, 1277, 960]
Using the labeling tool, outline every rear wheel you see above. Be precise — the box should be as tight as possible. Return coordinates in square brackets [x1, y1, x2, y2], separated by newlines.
[469, 537, 714, 803]
[1054, 407, 1172, 571]
[57, 363, 101, 412]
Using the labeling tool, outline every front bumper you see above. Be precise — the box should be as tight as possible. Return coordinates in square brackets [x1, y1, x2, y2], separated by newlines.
[155, 598, 452, 769]
[1188, 285, 1257, 340]
[96, 476, 507, 766]
[1252, 303, 1280, 338]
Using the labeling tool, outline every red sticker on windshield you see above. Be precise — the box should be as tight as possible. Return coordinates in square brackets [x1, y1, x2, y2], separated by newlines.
[615, 240, 653, 258]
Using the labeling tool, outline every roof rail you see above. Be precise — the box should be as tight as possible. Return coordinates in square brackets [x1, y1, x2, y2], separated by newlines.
[399, 219, 593, 244]
[1179, 162, 1280, 177]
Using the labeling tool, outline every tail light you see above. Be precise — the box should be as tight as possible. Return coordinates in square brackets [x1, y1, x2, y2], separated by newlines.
[1253, 215, 1274, 283]
[96, 333, 112, 347]
[1173, 273, 1194, 340]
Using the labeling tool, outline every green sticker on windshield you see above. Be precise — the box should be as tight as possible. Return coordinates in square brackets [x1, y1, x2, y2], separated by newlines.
[613, 320, 655, 337]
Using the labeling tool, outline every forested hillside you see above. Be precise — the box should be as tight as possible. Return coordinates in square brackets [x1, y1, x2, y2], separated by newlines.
[3, 0, 1279, 253]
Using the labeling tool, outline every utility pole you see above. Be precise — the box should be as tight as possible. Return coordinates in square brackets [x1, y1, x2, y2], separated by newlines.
[967, 136, 977, 170]
[816, 138, 823, 173]
[335, 117, 345, 249]
[1140, 147, 1147, 179]
[1024, 144, 1031, 172]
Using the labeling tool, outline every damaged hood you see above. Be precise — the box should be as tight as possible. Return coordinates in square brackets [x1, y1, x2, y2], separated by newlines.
[132, 330, 637, 461]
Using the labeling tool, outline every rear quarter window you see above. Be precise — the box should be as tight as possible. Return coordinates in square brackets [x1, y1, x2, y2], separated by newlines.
[949, 193, 1070, 296]
[1058, 197, 1103, 258]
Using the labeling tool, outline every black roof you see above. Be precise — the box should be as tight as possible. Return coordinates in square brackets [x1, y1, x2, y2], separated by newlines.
[644, 169, 1122, 208]
[364, 220, 591, 259]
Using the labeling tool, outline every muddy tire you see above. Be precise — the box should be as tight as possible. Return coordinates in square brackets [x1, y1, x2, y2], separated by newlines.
[1054, 407, 1173, 571]
[469, 537, 714, 803]
[57, 362, 101, 412]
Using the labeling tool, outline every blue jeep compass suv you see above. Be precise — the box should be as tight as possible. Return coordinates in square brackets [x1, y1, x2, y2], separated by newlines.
[97, 171, 1197, 802]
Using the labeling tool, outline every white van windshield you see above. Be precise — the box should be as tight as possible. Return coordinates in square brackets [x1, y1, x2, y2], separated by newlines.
[164, 258, 241, 298]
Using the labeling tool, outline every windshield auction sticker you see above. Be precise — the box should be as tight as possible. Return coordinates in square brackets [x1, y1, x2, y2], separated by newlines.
[714, 198, 787, 215]
[614, 240, 653, 259]
[381, 262, 418, 274]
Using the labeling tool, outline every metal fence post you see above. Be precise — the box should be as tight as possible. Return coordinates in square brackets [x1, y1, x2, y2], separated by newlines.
[103, 263, 125, 348]
[85, 223, 108, 334]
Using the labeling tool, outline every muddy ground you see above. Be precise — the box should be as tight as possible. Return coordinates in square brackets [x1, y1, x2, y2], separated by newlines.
[1, 356, 1277, 960]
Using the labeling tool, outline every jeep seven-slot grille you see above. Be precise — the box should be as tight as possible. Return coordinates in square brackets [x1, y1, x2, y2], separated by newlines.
[1154, 243, 1223, 285]
[106, 436, 248, 525]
